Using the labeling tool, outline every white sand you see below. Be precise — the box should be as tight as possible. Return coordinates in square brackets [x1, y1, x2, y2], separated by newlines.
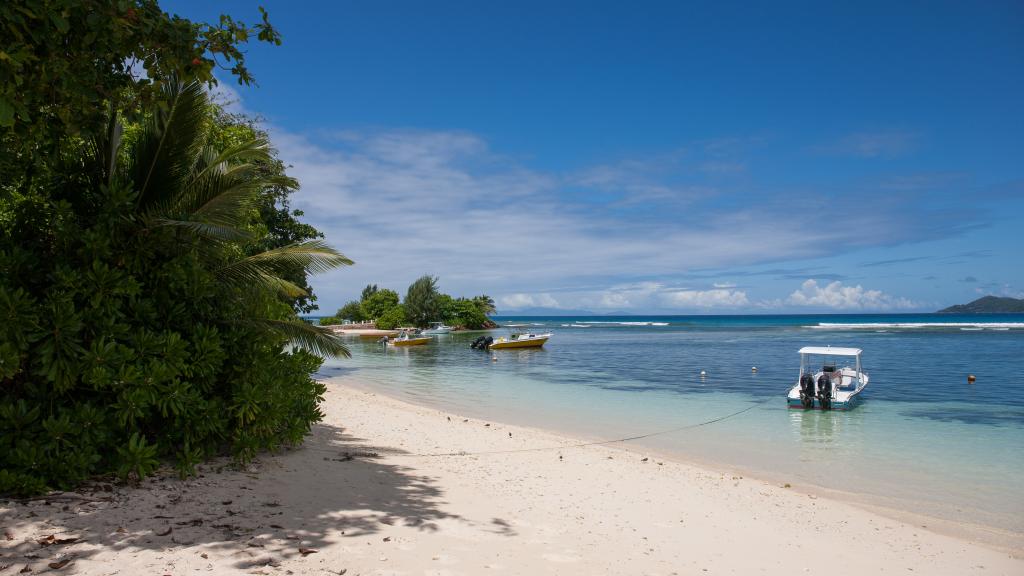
[2, 382, 1020, 575]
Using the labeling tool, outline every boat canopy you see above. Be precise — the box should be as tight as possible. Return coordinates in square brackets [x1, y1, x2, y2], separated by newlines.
[798, 346, 862, 356]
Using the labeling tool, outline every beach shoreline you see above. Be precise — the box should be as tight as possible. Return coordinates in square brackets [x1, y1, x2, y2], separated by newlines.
[1, 381, 1019, 575]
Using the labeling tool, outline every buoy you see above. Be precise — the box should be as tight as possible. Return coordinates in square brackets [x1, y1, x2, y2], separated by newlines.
[751, 366, 758, 373]
[492, 355, 498, 362]
[967, 374, 976, 384]
[700, 370, 707, 377]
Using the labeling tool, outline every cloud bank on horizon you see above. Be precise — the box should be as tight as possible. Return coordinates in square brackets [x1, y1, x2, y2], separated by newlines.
[262, 121, 1020, 314]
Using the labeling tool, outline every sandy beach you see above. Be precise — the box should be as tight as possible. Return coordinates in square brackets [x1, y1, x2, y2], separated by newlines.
[1, 382, 1020, 575]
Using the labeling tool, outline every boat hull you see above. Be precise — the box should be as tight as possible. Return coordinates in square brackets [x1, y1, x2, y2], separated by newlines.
[489, 337, 549, 349]
[786, 395, 861, 411]
[389, 337, 431, 347]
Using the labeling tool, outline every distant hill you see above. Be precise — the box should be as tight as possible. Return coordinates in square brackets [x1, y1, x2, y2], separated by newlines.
[938, 296, 1024, 314]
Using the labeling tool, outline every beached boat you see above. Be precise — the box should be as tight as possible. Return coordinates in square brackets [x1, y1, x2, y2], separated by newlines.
[421, 322, 454, 335]
[487, 332, 551, 349]
[787, 346, 869, 410]
[386, 331, 431, 347]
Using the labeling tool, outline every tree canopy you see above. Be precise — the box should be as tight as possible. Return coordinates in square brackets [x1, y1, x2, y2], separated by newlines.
[320, 278, 495, 330]
[0, 1, 352, 497]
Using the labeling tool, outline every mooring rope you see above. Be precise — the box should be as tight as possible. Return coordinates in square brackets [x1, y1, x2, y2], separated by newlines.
[388, 395, 775, 459]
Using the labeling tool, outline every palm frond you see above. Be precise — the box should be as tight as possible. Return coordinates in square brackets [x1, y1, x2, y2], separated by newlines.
[247, 318, 350, 358]
[217, 260, 310, 298]
[150, 218, 255, 244]
[128, 79, 209, 211]
[230, 240, 354, 276]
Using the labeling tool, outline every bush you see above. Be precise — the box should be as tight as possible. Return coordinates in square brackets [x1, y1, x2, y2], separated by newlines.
[0, 82, 345, 495]
[375, 305, 407, 330]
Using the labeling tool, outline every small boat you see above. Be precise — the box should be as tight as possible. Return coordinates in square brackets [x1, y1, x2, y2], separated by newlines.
[421, 322, 454, 335]
[385, 331, 431, 347]
[787, 346, 869, 410]
[487, 332, 551, 349]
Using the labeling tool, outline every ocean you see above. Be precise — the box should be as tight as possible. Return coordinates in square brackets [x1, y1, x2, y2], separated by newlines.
[316, 313, 1024, 541]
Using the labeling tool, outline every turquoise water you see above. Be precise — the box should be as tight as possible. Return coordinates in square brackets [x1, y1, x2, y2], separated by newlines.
[316, 314, 1024, 537]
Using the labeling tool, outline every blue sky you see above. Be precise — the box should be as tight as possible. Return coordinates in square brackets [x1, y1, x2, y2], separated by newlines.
[168, 0, 1024, 313]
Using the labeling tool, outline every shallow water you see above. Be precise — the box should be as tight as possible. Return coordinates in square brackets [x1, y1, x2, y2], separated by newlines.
[317, 314, 1024, 536]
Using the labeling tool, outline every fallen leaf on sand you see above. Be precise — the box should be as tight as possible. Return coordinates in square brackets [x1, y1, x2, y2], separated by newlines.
[269, 524, 284, 529]
[200, 553, 208, 559]
[19, 565, 31, 574]
[156, 527, 172, 536]
[48, 559, 73, 570]
[4, 530, 13, 541]
[115, 527, 126, 534]
[298, 547, 318, 556]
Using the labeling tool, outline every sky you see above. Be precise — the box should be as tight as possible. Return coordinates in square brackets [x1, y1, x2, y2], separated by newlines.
[167, 0, 1024, 314]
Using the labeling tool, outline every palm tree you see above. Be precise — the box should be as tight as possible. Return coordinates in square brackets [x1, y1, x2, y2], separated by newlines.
[96, 79, 351, 356]
[472, 294, 497, 316]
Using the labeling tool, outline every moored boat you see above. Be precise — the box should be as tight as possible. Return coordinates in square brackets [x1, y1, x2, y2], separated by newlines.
[421, 322, 454, 335]
[386, 331, 431, 347]
[787, 346, 869, 410]
[487, 332, 551, 349]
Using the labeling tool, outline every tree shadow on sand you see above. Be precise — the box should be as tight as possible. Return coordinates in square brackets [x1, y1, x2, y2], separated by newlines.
[0, 422, 502, 572]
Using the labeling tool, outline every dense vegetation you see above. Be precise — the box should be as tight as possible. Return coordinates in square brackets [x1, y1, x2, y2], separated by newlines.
[0, 2, 349, 496]
[320, 277, 497, 330]
[938, 296, 1024, 314]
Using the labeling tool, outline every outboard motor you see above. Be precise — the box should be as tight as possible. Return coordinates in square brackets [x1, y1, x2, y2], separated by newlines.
[799, 373, 816, 409]
[471, 336, 495, 350]
[817, 373, 833, 411]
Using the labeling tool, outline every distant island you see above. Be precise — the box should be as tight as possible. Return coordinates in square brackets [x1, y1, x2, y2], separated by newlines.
[938, 295, 1024, 313]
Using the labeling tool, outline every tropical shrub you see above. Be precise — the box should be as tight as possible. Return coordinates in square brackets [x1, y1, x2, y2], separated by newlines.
[375, 305, 408, 330]
[361, 289, 400, 321]
[404, 275, 441, 328]
[0, 81, 349, 495]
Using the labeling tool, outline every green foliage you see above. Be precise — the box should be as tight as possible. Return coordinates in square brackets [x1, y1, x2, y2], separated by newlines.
[375, 305, 407, 330]
[361, 289, 400, 321]
[360, 284, 378, 301]
[472, 295, 497, 316]
[338, 300, 366, 322]
[1, 0, 280, 145]
[404, 275, 441, 328]
[0, 81, 348, 496]
[443, 298, 490, 330]
[117, 433, 160, 482]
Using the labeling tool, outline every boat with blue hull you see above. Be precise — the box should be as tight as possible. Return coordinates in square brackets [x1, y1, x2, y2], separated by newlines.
[786, 346, 869, 410]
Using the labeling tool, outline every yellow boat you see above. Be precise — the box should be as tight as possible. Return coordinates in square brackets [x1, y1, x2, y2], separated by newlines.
[487, 332, 551, 349]
[386, 332, 431, 347]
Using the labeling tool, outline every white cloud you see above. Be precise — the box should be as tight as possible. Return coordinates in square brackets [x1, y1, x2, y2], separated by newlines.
[209, 88, 970, 312]
[712, 282, 737, 289]
[499, 293, 560, 309]
[786, 279, 918, 310]
[661, 288, 749, 308]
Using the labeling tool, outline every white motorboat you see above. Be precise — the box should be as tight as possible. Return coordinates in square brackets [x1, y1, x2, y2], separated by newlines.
[787, 346, 869, 410]
[421, 322, 454, 335]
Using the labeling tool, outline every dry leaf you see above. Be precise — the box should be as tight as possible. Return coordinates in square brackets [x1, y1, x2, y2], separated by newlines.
[298, 547, 318, 556]
[48, 558, 72, 570]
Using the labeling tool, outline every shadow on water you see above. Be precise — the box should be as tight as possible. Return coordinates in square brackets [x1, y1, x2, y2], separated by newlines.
[0, 422, 513, 571]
